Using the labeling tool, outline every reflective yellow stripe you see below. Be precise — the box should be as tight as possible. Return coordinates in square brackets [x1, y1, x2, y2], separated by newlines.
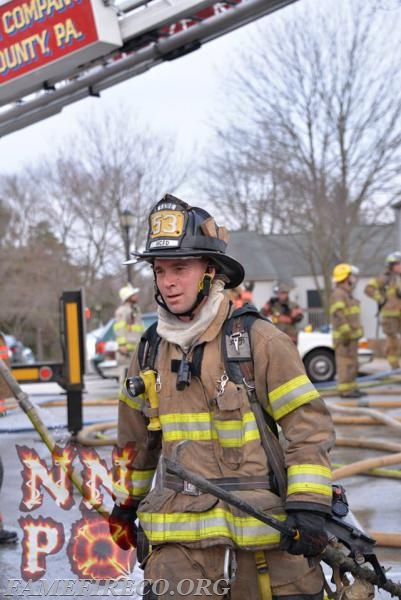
[160, 412, 260, 445]
[287, 464, 332, 497]
[119, 390, 144, 411]
[138, 506, 284, 547]
[113, 469, 155, 499]
[129, 324, 144, 332]
[269, 375, 320, 420]
[330, 301, 346, 314]
[160, 412, 212, 441]
[214, 412, 260, 447]
[338, 382, 357, 392]
[114, 320, 126, 329]
[381, 310, 401, 317]
[131, 470, 155, 496]
[344, 305, 360, 315]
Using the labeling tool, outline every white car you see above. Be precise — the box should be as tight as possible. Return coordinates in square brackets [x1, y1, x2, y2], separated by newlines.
[297, 329, 373, 383]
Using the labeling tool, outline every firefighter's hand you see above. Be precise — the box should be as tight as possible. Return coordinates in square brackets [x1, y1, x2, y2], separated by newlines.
[109, 504, 138, 550]
[279, 511, 328, 557]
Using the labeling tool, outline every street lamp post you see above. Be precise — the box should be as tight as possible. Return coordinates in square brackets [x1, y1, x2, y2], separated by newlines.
[119, 209, 135, 284]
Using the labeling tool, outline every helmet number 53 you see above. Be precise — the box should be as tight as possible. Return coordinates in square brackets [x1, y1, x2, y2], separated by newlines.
[151, 211, 183, 238]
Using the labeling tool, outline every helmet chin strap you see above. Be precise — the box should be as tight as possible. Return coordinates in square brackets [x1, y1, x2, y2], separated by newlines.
[155, 271, 214, 320]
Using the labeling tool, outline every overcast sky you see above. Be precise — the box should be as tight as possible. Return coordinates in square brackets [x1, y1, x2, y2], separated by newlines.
[0, 1, 270, 174]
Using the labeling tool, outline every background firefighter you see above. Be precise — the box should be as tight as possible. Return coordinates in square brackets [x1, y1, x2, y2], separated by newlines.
[364, 251, 401, 370]
[109, 195, 335, 600]
[330, 264, 365, 399]
[260, 283, 304, 344]
[113, 284, 145, 386]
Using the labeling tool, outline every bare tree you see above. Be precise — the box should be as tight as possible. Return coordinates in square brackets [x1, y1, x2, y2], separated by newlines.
[32, 106, 187, 288]
[0, 221, 81, 359]
[199, 0, 401, 309]
[0, 106, 189, 353]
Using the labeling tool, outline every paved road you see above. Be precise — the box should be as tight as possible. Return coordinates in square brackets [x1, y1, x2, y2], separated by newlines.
[0, 370, 399, 598]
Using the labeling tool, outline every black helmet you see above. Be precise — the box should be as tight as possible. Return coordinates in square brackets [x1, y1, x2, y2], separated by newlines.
[131, 194, 244, 289]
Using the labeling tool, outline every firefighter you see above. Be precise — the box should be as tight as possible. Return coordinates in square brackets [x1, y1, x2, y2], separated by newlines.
[261, 283, 304, 344]
[364, 251, 401, 369]
[109, 195, 335, 600]
[226, 282, 254, 308]
[113, 284, 145, 386]
[330, 263, 365, 398]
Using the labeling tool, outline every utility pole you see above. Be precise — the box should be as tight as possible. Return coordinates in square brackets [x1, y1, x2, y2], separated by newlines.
[119, 209, 135, 284]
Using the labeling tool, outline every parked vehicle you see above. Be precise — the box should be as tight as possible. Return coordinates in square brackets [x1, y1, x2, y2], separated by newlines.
[297, 327, 373, 383]
[92, 312, 158, 379]
[4, 334, 35, 365]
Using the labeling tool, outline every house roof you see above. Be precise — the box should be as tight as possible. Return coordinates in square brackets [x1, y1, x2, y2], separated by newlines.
[227, 224, 397, 282]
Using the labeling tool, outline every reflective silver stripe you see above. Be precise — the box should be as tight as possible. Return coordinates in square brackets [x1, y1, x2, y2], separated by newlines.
[270, 378, 320, 420]
[138, 506, 283, 547]
[214, 412, 259, 447]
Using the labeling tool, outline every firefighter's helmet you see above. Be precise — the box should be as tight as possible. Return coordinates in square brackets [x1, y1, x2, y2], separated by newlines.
[274, 282, 291, 294]
[385, 251, 401, 265]
[130, 194, 244, 289]
[332, 263, 359, 283]
[119, 284, 140, 303]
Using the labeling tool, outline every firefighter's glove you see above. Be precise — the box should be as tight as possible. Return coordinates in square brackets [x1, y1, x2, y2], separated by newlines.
[279, 511, 328, 557]
[109, 504, 138, 550]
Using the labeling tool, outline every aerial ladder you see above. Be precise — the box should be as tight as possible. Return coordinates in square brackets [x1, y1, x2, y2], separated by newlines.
[0, 0, 298, 137]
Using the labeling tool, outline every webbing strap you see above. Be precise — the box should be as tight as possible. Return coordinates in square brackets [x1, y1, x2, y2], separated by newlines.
[254, 550, 273, 600]
[224, 309, 287, 500]
[138, 321, 160, 370]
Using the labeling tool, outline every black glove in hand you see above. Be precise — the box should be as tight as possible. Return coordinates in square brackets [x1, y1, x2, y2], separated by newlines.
[279, 511, 328, 557]
[108, 504, 138, 550]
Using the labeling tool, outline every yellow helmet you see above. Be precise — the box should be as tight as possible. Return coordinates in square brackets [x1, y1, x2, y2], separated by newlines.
[332, 263, 359, 283]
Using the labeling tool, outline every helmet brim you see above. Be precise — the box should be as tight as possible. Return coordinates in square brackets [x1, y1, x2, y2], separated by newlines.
[130, 249, 244, 289]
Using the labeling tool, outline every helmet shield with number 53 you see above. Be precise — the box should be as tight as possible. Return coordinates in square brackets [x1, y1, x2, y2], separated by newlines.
[129, 194, 244, 289]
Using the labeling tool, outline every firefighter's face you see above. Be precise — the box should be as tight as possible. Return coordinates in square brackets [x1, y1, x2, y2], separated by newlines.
[392, 261, 401, 274]
[154, 257, 214, 317]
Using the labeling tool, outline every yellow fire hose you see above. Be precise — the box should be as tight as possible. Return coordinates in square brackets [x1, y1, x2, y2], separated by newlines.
[335, 437, 401, 452]
[329, 403, 401, 431]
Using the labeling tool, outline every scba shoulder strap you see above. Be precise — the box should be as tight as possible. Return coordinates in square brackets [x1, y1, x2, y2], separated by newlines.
[223, 304, 287, 500]
[222, 304, 278, 435]
[137, 321, 160, 370]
